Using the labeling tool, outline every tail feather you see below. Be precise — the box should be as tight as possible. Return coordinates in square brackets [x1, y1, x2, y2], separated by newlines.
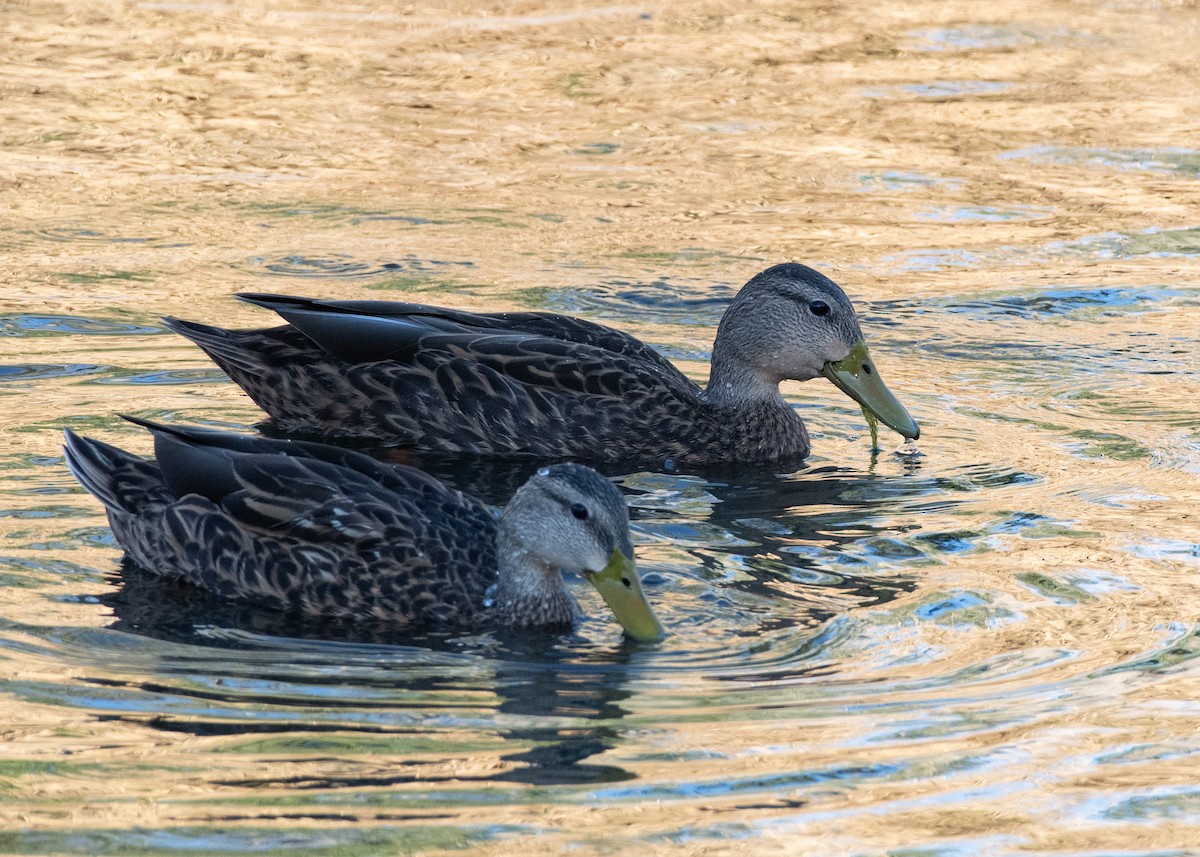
[162, 317, 270, 376]
[63, 430, 133, 512]
[119, 413, 280, 454]
[63, 429, 165, 514]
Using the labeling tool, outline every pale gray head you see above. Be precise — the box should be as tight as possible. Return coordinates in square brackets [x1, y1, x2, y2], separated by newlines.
[500, 463, 633, 574]
[493, 463, 662, 640]
[709, 263, 864, 401]
[706, 263, 919, 441]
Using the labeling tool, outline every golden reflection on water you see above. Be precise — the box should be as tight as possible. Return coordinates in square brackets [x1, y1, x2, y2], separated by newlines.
[2, 0, 1200, 854]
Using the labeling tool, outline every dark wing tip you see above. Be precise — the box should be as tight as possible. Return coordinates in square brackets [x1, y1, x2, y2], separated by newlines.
[160, 316, 222, 338]
[61, 428, 127, 510]
[236, 293, 308, 310]
[119, 413, 168, 434]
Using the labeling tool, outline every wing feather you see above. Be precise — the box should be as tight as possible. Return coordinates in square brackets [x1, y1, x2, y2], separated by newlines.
[67, 423, 501, 621]
[172, 294, 717, 458]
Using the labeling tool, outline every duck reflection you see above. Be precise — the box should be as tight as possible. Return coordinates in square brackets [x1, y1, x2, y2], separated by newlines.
[90, 445, 945, 788]
[100, 567, 644, 785]
[488, 632, 641, 784]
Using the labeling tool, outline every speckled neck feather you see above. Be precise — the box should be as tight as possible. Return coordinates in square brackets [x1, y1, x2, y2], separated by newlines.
[489, 538, 580, 628]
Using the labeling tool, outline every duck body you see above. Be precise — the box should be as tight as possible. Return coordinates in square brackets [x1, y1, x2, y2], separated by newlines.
[63, 419, 662, 638]
[163, 314, 811, 465]
[165, 264, 918, 466]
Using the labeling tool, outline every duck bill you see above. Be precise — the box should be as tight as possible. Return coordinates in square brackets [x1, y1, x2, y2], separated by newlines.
[821, 340, 920, 440]
[586, 549, 665, 643]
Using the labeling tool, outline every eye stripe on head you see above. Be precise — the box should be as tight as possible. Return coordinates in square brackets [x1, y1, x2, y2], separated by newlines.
[536, 463, 630, 536]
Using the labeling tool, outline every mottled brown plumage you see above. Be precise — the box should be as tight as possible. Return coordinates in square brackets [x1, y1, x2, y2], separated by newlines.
[63, 419, 660, 637]
[164, 263, 918, 466]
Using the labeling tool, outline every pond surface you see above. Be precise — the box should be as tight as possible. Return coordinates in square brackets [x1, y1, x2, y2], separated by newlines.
[2, 1, 1200, 854]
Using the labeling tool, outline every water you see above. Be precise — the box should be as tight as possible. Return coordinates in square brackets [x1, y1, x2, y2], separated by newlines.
[3, 0, 1200, 854]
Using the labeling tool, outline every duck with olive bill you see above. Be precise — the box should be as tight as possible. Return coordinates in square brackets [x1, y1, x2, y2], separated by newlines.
[63, 417, 664, 641]
[165, 263, 919, 467]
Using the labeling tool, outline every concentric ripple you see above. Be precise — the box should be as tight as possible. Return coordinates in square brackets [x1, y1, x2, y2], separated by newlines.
[237, 254, 475, 279]
[23, 221, 184, 247]
[527, 278, 737, 327]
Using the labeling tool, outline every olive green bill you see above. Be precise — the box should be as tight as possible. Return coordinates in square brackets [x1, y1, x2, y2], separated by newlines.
[586, 549, 665, 643]
[821, 340, 920, 441]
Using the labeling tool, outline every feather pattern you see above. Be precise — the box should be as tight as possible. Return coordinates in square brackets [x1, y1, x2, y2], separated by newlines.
[163, 264, 915, 465]
[63, 419, 634, 629]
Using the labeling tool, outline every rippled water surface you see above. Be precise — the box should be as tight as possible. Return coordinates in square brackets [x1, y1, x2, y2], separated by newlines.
[3, 1, 1200, 854]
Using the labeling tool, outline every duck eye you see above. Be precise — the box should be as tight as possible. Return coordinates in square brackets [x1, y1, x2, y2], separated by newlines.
[570, 503, 589, 521]
[809, 300, 830, 316]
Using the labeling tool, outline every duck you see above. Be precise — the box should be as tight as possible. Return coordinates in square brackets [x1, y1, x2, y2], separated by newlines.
[163, 263, 919, 466]
[62, 417, 664, 641]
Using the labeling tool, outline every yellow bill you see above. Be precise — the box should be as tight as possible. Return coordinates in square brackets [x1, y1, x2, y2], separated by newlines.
[821, 340, 920, 441]
[586, 549, 665, 643]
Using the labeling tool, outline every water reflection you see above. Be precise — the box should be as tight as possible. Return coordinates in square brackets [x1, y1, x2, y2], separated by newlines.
[489, 646, 639, 785]
[6, 0, 1200, 850]
[1000, 145, 1200, 177]
[96, 562, 648, 786]
[235, 254, 476, 280]
[56, 441, 985, 797]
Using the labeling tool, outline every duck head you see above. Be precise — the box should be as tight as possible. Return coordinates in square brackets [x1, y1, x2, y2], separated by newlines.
[496, 463, 664, 642]
[708, 263, 919, 441]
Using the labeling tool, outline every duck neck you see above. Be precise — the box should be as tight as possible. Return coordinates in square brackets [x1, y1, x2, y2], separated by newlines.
[704, 348, 786, 409]
[491, 527, 580, 628]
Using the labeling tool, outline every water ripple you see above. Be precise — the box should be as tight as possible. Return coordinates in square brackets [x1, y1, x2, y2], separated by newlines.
[856, 171, 965, 193]
[1000, 145, 1200, 177]
[902, 25, 1079, 52]
[867, 284, 1200, 325]
[85, 368, 231, 386]
[881, 227, 1200, 272]
[0, 825, 509, 855]
[237, 254, 475, 279]
[863, 80, 1016, 100]
[0, 363, 105, 382]
[0, 314, 163, 337]
[22, 221, 184, 246]
[915, 204, 1053, 223]
[526, 278, 736, 328]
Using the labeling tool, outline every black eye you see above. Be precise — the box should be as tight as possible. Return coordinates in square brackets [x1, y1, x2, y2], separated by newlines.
[809, 300, 830, 316]
[570, 503, 589, 521]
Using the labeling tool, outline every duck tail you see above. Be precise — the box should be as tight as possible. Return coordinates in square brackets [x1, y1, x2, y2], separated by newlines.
[161, 317, 269, 377]
[62, 429, 159, 514]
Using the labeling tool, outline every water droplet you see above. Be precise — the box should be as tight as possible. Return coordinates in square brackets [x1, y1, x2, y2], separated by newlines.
[895, 440, 922, 457]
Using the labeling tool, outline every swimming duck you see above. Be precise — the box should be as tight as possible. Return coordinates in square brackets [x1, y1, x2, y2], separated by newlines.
[63, 417, 663, 641]
[164, 263, 918, 466]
